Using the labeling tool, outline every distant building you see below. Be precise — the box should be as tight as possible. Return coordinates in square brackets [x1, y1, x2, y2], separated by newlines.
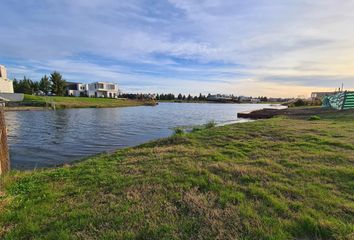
[0, 65, 14, 93]
[66, 81, 120, 98]
[207, 94, 233, 101]
[251, 98, 261, 103]
[311, 91, 337, 100]
[239, 96, 251, 102]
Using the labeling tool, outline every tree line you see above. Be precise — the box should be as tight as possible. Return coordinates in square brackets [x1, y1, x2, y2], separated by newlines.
[13, 71, 66, 96]
[120, 93, 272, 102]
[157, 93, 208, 101]
[119, 93, 209, 101]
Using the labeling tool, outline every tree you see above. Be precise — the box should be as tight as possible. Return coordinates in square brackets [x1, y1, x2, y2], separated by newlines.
[14, 76, 34, 94]
[50, 71, 66, 96]
[13, 78, 19, 92]
[39, 75, 51, 94]
[187, 94, 192, 101]
[32, 81, 40, 93]
[177, 93, 183, 100]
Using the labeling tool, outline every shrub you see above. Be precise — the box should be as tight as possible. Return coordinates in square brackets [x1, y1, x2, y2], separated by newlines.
[294, 99, 306, 107]
[308, 115, 321, 121]
[205, 120, 216, 129]
[174, 127, 184, 135]
[192, 126, 203, 132]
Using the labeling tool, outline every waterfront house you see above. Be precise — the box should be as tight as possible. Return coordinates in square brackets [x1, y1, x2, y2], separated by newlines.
[0, 65, 24, 102]
[251, 98, 261, 103]
[87, 82, 119, 98]
[66, 82, 89, 97]
[66, 81, 120, 98]
[207, 94, 233, 101]
[0, 65, 14, 94]
[239, 96, 251, 102]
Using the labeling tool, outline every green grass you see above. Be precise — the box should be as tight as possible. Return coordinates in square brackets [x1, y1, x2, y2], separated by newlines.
[308, 115, 321, 121]
[1, 110, 354, 239]
[23, 95, 156, 109]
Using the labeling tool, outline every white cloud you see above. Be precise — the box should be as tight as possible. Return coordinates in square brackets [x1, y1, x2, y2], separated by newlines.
[1, 0, 354, 96]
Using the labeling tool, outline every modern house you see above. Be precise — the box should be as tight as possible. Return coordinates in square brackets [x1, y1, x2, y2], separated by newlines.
[66, 81, 120, 98]
[87, 82, 119, 98]
[0, 65, 14, 93]
[0, 65, 24, 102]
[251, 98, 261, 103]
[239, 96, 251, 102]
[66, 82, 89, 97]
[207, 94, 233, 101]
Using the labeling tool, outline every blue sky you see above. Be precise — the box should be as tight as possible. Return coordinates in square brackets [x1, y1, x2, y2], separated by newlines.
[1, 0, 354, 97]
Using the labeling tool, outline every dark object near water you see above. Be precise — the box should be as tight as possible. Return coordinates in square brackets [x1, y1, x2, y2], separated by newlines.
[238, 107, 344, 120]
[238, 108, 286, 119]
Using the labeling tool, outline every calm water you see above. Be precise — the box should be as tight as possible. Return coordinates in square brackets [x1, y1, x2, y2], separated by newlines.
[5, 102, 276, 169]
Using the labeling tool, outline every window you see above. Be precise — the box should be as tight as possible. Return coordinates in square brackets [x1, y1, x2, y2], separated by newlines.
[107, 84, 115, 90]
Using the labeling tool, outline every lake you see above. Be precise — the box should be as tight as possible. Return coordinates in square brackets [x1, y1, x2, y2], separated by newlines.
[5, 102, 277, 169]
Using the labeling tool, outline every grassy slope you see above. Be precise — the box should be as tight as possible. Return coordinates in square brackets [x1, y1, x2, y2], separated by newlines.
[1, 111, 354, 239]
[23, 95, 154, 108]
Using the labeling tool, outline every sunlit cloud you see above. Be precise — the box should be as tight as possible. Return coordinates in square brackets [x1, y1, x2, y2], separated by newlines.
[1, 0, 354, 97]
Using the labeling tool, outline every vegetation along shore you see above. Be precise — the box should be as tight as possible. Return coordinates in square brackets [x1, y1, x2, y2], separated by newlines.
[5, 94, 156, 110]
[1, 108, 353, 239]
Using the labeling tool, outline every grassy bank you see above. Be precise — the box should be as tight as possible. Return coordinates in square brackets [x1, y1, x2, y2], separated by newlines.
[20, 95, 156, 109]
[1, 110, 354, 239]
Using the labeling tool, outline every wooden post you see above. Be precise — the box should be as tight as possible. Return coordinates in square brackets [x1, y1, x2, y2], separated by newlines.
[0, 103, 10, 175]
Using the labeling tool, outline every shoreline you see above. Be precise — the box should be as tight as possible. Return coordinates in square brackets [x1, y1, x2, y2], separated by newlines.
[4, 100, 277, 111]
[237, 106, 341, 119]
[4, 103, 156, 111]
[4, 95, 157, 111]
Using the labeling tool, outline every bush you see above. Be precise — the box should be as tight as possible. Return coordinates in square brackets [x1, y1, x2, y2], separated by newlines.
[294, 99, 306, 107]
[174, 128, 184, 135]
[205, 120, 216, 129]
[308, 115, 321, 121]
[192, 126, 203, 132]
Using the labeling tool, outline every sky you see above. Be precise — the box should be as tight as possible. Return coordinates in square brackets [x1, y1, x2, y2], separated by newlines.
[1, 0, 354, 97]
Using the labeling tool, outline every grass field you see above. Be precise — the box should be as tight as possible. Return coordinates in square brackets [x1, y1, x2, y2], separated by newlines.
[1, 110, 354, 239]
[22, 95, 156, 109]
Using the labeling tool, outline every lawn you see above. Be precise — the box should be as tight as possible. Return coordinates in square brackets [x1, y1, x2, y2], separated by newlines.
[1, 110, 354, 239]
[22, 95, 155, 109]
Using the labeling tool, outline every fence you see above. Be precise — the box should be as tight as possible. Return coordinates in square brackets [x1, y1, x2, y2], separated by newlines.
[322, 91, 354, 110]
[0, 103, 10, 175]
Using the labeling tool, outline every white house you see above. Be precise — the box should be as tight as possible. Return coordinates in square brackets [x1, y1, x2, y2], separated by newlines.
[251, 98, 261, 103]
[207, 94, 233, 101]
[87, 82, 119, 98]
[0, 65, 14, 93]
[66, 82, 89, 97]
[66, 81, 120, 98]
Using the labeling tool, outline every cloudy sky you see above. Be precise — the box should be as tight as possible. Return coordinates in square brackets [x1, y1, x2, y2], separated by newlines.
[1, 0, 354, 97]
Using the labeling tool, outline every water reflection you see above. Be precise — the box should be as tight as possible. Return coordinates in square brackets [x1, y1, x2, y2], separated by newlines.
[5, 102, 275, 169]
